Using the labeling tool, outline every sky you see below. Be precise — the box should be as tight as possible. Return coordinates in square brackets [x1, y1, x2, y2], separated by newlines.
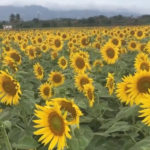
[0, 0, 150, 14]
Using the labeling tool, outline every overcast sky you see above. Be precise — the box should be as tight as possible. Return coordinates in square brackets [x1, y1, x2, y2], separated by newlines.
[0, 0, 150, 14]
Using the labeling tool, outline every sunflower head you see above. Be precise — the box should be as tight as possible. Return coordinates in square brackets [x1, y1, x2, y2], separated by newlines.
[33, 104, 71, 150]
[101, 42, 119, 64]
[0, 71, 21, 105]
[58, 56, 68, 70]
[39, 82, 52, 101]
[49, 71, 65, 87]
[33, 63, 44, 80]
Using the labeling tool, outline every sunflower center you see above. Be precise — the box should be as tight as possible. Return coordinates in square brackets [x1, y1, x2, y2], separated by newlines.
[112, 39, 118, 45]
[2, 77, 17, 96]
[137, 31, 143, 37]
[60, 101, 76, 121]
[11, 53, 20, 62]
[55, 39, 61, 48]
[106, 48, 115, 58]
[43, 87, 50, 96]
[37, 67, 42, 75]
[38, 38, 42, 43]
[131, 43, 136, 48]
[48, 112, 65, 136]
[61, 59, 66, 66]
[76, 57, 85, 69]
[81, 38, 89, 46]
[137, 76, 150, 93]
[53, 74, 62, 83]
[80, 77, 89, 89]
[140, 62, 149, 71]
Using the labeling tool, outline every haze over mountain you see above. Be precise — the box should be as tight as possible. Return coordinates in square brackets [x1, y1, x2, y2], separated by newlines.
[0, 5, 141, 21]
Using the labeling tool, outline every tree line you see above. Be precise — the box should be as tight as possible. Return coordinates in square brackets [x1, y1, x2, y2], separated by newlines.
[0, 14, 150, 29]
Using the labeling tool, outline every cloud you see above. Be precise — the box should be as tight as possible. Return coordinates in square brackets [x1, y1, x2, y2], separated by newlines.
[0, 0, 149, 13]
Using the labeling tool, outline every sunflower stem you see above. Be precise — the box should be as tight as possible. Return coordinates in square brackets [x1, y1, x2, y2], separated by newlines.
[1, 123, 12, 150]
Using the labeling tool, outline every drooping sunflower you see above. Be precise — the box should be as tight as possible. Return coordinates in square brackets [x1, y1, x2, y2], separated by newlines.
[127, 71, 150, 105]
[93, 59, 104, 68]
[83, 84, 95, 107]
[47, 98, 83, 126]
[116, 75, 134, 106]
[33, 63, 44, 80]
[71, 53, 88, 73]
[58, 56, 68, 70]
[39, 82, 52, 101]
[75, 73, 93, 92]
[101, 42, 119, 64]
[106, 73, 115, 95]
[33, 104, 71, 150]
[0, 71, 21, 105]
[6, 50, 22, 65]
[49, 71, 65, 87]
[3, 57, 17, 72]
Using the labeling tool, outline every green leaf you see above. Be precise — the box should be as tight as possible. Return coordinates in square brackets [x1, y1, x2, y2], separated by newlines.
[12, 135, 39, 149]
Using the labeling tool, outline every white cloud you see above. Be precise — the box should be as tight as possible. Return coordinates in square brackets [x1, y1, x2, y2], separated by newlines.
[0, 0, 150, 13]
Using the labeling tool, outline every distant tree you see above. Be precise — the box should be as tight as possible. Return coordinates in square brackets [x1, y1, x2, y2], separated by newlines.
[9, 14, 15, 23]
[16, 14, 21, 22]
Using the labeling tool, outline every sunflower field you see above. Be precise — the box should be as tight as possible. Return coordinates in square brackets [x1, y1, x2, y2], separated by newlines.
[0, 26, 150, 150]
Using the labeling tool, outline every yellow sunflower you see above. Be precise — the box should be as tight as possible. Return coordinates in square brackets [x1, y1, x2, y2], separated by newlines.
[6, 50, 22, 65]
[75, 73, 93, 92]
[83, 84, 95, 107]
[49, 71, 65, 87]
[58, 56, 68, 70]
[33, 104, 71, 150]
[51, 36, 63, 51]
[138, 94, 150, 126]
[116, 75, 134, 106]
[106, 73, 115, 95]
[134, 58, 150, 72]
[47, 98, 83, 126]
[0, 71, 21, 105]
[71, 53, 88, 73]
[101, 42, 119, 64]
[127, 71, 150, 105]
[33, 63, 44, 80]
[39, 83, 52, 101]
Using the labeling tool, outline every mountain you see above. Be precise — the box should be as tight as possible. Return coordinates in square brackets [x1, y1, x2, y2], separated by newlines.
[0, 5, 140, 21]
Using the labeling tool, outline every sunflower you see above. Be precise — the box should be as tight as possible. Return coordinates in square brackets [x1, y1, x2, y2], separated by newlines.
[33, 63, 44, 80]
[128, 41, 138, 51]
[138, 94, 150, 126]
[47, 98, 83, 126]
[71, 53, 88, 73]
[116, 75, 134, 106]
[83, 84, 95, 107]
[6, 50, 22, 65]
[3, 57, 17, 72]
[39, 83, 52, 101]
[135, 30, 145, 40]
[134, 57, 150, 72]
[26, 45, 36, 60]
[80, 36, 90, 48]
[75, 73, 93, 92]
[106, 73, 115, 95]
[58, 56, 68, 70]
[101, 42, 119, 64]
[127, 71, 150, 105]
[109, 38, 121, 47]
[49, 71, 65, 87]
[33, 104, 71, 150]
[0, 71, 21, 105]
[51, 36, 63, 51]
